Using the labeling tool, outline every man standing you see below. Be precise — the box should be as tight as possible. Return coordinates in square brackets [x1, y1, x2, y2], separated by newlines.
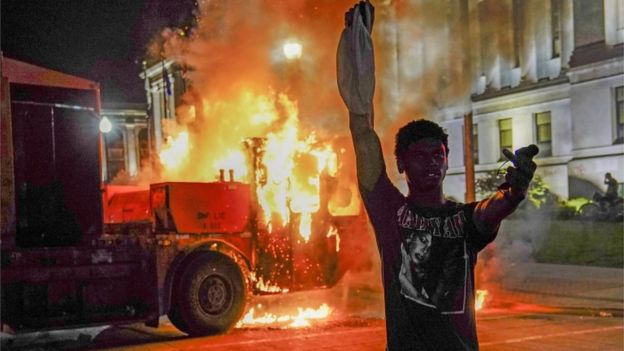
[604, 173, 619, 202]
[337, 2, 538, 349]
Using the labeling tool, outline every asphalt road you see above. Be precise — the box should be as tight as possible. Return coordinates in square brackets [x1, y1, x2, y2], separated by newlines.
[3, 305, 622, 351]
[3, 272, 623, 351]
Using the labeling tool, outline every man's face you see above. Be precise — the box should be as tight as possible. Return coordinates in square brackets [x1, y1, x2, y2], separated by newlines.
[398, 138, 448, 192]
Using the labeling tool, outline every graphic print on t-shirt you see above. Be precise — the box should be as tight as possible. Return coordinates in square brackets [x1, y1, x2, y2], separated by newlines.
[397, 204, 468, 313]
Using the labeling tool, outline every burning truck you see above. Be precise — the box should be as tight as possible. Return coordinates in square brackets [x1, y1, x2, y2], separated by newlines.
[0, 54, 370, 336]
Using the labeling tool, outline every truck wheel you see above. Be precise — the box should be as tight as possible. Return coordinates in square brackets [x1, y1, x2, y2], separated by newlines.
[167, 305, 189, 334]
[175, 253, 247, 336]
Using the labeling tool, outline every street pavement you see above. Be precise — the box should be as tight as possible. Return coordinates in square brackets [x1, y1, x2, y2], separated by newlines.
[498, 262, 624, 313]
[2, 262, 622, 350]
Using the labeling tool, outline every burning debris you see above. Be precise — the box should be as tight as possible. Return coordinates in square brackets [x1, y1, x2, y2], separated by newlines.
[249, 272, 289, 294]
[236, 303, 332, 328]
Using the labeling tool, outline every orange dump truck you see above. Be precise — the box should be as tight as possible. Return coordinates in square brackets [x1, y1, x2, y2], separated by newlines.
[1, 56, 365, 336]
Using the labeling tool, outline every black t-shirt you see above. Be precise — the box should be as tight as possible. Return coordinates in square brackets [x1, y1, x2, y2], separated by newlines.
[362, 171, 496, 350]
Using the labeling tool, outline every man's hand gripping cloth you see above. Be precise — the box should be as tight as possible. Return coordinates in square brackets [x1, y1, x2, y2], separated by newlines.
[337, 1, 375, 115]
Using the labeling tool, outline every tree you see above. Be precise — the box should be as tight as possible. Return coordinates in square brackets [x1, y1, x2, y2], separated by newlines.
[475, 170, 550, 208]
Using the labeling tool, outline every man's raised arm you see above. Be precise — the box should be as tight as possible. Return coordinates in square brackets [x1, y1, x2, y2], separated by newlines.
[349, 111, 384, 193]
[337, 1, 384, 192]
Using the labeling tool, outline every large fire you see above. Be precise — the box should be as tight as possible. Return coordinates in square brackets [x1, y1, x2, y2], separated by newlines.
[156, 91, 347, 243]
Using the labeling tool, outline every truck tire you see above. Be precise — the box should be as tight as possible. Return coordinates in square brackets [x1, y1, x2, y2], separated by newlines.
[174, 253, 247, 336]
[167, 305, 189, 334]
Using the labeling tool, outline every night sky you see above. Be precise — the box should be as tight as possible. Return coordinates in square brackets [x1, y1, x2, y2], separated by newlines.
[1, 0, 196, 104]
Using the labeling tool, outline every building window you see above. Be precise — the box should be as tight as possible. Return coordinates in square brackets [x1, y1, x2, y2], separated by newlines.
[551, 0, 561, 58]
[535, 111, 552, 156]
[498, 118, 513, 161]
[616, 86, 624, 144]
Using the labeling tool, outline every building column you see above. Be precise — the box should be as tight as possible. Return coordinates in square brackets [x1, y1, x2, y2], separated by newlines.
[126, 125, 138, 177]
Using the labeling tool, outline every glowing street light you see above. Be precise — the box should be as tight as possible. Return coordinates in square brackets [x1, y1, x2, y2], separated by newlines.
[99, 116, 112, 133]
[282, 41, 302, 60]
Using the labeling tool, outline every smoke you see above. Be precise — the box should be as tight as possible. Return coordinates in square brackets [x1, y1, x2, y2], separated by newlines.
[475, 204, 552, 307]
[131, 0, 378, 187]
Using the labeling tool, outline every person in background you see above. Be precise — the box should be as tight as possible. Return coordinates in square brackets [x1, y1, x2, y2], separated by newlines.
[604, 173, 619, 202]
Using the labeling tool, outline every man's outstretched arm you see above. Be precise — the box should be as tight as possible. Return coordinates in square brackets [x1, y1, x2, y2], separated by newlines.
[337, 1, 383, 192]
[473, 145, 539, 238]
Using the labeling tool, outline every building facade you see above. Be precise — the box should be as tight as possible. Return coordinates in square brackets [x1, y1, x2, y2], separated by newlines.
[377, 0, 624, 201]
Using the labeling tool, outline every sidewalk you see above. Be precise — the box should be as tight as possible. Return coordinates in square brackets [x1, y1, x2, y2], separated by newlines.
[499, 262, 624, 312]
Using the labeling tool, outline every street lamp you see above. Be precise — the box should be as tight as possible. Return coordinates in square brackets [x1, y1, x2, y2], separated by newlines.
[282, 41, 302, 60]
[99, 116, 112, 133]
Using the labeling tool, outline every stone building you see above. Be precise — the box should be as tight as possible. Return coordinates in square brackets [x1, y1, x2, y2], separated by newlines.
[372, 0, 623, 200]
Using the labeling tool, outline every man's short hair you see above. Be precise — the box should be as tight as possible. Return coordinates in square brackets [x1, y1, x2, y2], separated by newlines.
[394, 119, 449, 161]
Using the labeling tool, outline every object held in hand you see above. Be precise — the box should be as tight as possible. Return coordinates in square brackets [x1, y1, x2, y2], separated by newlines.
[502, 144, 539, 167]
[358, 1, 374, 33]
[501, 144, 538, 195]
[337, 1, 376, 115]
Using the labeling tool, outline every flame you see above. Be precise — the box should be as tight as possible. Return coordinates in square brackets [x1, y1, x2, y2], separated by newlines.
[326, 225, 340, 252]
[249, 272, 289, 294]
[475, 289, 488, 311]
[155, 91, 340, 229]
[243, 95, 338, 242]
[213, 151, 248, 181]
[298, 213, 313, 242]
[236, 303, 332, 328]
[159, 131, 190, 170]
[147, 1, 361, 245]
[328, 182, 361, 216]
